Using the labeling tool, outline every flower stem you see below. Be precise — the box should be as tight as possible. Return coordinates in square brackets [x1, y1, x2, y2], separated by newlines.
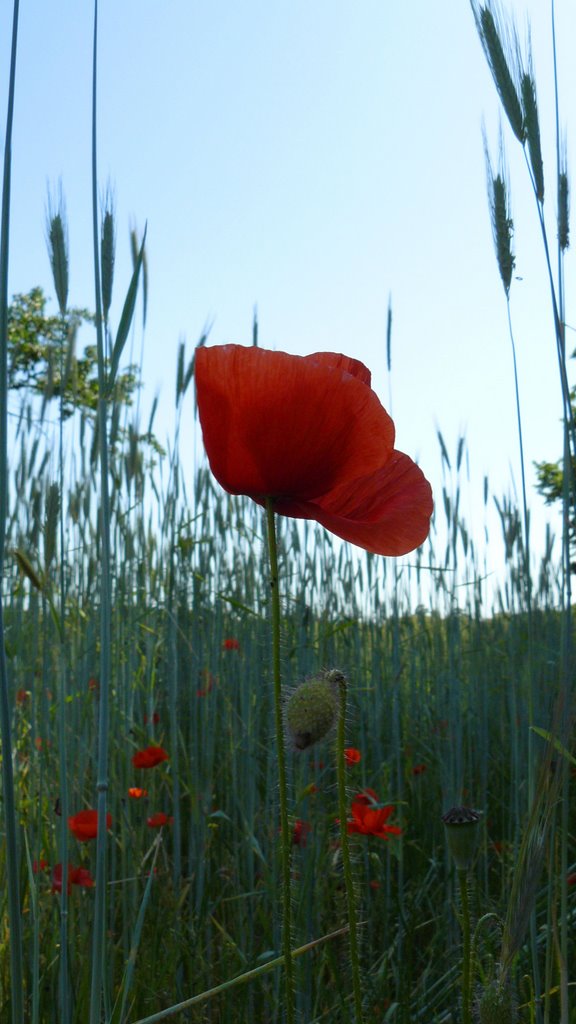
[265, 499, 295, 1024]
[335, 675, 364, 1023]
[0, 4, 25, 1022]
[458, 868, 472, 1024]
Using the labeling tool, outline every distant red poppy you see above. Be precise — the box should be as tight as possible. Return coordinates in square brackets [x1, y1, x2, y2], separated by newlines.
[143, 711, 160, 725]
[51, 863, 71, 895]
[88, 677, 99, 693]
[195, 346, 433, 555]
[68, 809, 112, 842]
[147, 812, 174, 828]
[128, 787, 148, 799]
[132, 745, 169, 769]
[15, 688, 29, 704]
[491, 840, 511, 856]
[347, 789, 402, 841]
[567, 872, 576, 887]
[344, 747, 362, 765]
[292, 819, 311, 848]
[222, 638, 240, 651]
[412, 763, 427, 776]
[33, 858, 49, 874]
[197, 671, 217, 696]
[70, 866, 95, 888]
[52, 862, 95, 893]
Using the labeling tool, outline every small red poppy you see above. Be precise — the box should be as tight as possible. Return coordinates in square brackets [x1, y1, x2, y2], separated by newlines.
[197, 671, 217, 697]
[16, 688, 29, 704]
[147, 812, 174, 828]
[33, 858, 49, 874]
[132, 745, 169, 769]
[70, 866, 95, 888]
[52, 863, 95, 893]
[128, 787, 148, 799]
[292, 819, 311, 848]
[51, 863, 70, 895]
[222, 638, 240, 651]
[567, 872, 576, 887]
[88, 677, 99, 693]
[412, 763, 427, 776]
[195, 346, 433, 555]
[68, 809, 112, 842]
[143, 711, 160, 725]
[347, 789, 402, 841]
[344, 748, 362, 765]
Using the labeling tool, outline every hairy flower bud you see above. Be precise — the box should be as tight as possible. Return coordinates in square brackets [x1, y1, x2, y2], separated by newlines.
[285, 670, 344, 751]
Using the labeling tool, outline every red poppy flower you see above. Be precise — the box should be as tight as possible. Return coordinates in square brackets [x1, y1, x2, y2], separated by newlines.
[33, 858, 49, 874]
[344, 747, 362, 765]
[128, 787, 148, 799]
[68, 809, 112, 842]
[197, 671, 217, 696]
[222, 637, 240, 651]
[52, 863, 95, 893]
[70, 866, 95, 888]
[16, 688, 29, 704]
[195, 346, 433, 555]
[412, 763, 427, 776]
[143, 711, 160, 725]
[132, 745, 169, 769]
[50, 860, 69, 892]
[347, 789, 402, 841]
[292, 819, 311, 847]
[567, 872, 576, 887]
[147, 812, 174, 828]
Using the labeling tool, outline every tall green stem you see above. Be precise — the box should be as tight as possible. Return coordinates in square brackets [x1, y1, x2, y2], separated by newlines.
[335, 675, 363, 1022]
[458, 868, 472, 1024]
[265, 499, 295, 1024]
[0, 2, 24, 1021]
[89, 1, 113, 1019]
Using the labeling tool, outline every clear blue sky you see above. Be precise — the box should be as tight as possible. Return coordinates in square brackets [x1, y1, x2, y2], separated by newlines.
[1, 1, 575, 588]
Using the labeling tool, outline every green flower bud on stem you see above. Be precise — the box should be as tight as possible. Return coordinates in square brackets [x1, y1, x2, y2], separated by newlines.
[285, 670, 343, 751]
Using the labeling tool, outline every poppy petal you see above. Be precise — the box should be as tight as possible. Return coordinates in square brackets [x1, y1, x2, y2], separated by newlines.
[196, 345, 395, 502]
[276, 452, 433, 555]
[304, 351, 372, 387]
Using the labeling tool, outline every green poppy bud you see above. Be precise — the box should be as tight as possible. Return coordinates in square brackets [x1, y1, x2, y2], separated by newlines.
[285, 670, 344, 751]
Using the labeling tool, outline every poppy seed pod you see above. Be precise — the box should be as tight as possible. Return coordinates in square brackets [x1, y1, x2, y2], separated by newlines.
[441, 806, 482, 871]
[285, 670, 344, 751]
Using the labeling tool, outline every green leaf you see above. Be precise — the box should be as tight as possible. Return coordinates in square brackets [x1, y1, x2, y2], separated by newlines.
[530, 726, 576, 766]
[108, 225, 147, 394]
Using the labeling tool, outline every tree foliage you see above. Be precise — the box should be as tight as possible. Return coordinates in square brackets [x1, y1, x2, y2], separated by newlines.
[7, 287, 139, 419]
[535, 385, 576, 553]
